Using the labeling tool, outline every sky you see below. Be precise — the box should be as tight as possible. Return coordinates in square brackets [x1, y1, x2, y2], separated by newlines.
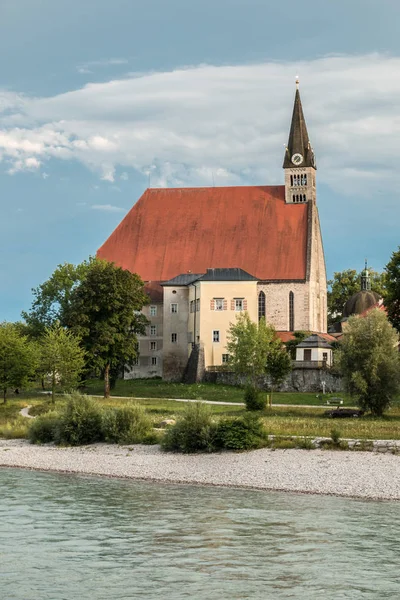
[1, 0, 400, 321]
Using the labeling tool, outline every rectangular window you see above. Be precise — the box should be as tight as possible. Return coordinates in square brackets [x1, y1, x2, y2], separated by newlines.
[213, 330, 220, 343]
[196, 298, 200, 312]
[150, 341, 157, 351]
[235, 298, 244, 311]
[149, 305, 157, 317]
[171, 303, 178, 313]
[214, 298, 224, 311]
[151, 357, 157, 366]
[133, 357, 139, 366]
[171, 333, 177, 343]
[150, 325, 157, 336]
[190, 300, 194, 313]
[222, 354, 230, 363]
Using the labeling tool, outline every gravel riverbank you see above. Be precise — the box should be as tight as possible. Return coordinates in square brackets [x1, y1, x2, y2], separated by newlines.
[1, 439, 399, 500]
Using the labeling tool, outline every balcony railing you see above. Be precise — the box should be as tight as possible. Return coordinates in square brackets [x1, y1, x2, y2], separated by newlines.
[293, 360, 330, 369]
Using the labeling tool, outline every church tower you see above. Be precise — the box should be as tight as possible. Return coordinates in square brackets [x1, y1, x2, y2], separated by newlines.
[283, 79, 316, 204]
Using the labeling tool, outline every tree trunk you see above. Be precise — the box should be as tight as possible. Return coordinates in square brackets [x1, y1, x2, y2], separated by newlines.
[3, 388, 6, 404]
[104, 364, 110, 398]
[41, 376, 45, 390]
[51, 371, 56, 405]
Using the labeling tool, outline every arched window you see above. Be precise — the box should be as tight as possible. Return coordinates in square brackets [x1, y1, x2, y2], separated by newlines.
[258, 291, 266, 321]
[289, 291, 294, 331]
[290, 175, 293, 186]
[304, 174, 307, 185]
[292, 194, 296, 202]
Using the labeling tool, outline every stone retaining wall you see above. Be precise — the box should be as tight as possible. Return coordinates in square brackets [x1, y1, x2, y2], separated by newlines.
[204, 368, 342, 393]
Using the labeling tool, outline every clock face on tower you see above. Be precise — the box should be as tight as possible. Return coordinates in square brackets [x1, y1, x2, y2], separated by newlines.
[291, 153, 304, 166]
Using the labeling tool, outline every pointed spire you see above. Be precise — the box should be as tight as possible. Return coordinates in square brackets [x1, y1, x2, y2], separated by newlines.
[283, 80, 316, 169]
[361, 259, 372, 291]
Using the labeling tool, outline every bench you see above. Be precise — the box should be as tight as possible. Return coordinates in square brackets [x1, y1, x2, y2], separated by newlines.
[326, 398, 343, 410]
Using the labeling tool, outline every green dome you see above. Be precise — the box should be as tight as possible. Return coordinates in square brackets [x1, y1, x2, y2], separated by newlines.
[342, 290, 381, 318]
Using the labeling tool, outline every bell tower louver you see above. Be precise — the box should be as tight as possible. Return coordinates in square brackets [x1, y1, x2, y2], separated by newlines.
[283, 79, 316, 204]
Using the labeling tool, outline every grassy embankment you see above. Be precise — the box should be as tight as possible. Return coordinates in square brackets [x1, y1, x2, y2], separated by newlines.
[84, 378, 354, 406]
[1, 388, 400, 442]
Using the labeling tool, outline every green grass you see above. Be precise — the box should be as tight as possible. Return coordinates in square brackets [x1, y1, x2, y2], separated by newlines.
[2, 392, 400, 442]
[84, 378, 354, 406]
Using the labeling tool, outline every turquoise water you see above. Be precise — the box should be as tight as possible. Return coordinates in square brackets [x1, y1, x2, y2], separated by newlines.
[1, 468, 399, 599]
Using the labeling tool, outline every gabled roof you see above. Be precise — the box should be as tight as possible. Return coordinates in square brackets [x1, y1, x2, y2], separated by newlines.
[162, 273, 203, 286]
[297, 334, 333, 349]
[200, 268, 257, 282]
[283, 85, 316, 169]
[97, 185, 309, 281]
[144, 281, 163, 303]
[162, 267, 257, 286]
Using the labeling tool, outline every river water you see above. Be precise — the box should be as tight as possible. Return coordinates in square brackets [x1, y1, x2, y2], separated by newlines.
[1, 468, 399, 599]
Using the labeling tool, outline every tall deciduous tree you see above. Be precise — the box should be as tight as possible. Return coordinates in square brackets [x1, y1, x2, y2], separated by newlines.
[227, 314, 291, 404]
[337, 309, 400, 416]
[0, 322, 38, 402]
[328, 268, 386, 325]
[385, 247, 400, 332]
[40, 323, 86, 404]
[226, 314, 276, 387]
[266, 344, 292, 404]
[22, 259, 94, 337]
[65, 259, 148, 398]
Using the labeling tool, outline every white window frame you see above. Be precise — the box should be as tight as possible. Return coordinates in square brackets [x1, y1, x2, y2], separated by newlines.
[150, 325, 157, 336]
[171, 303, 178, 314]
[213, 330, 220, 343]
[151, 356, 157, 366]
[222, 354, 230, 363]
[214, 298, 224, 311]
[149, 305, 157, 317]
[150, 341, 157, 351]
[171, 333, 178, 343]
[234, 298, 244, 311]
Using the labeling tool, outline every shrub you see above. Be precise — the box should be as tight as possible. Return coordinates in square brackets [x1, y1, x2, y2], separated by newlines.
[297, 436, 315, 450]
[58, 393, 103, 446]
[102, 403, 153, 444]
[161, 402, 217, 453]
[0, 418, 29, 440]
[244, 386, 266, 411]
[28, 412, 61, 444]
[215, 414, 268, 450]
[270, 437, 298, 450]
[330, 428, 341, 445]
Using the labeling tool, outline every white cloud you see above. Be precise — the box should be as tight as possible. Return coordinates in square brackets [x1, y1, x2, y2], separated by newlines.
[91, 204, 126, 212]
[1, 54, 400, 195]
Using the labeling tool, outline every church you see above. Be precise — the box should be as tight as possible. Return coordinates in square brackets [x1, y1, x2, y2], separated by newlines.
[97, 81, 327, 380]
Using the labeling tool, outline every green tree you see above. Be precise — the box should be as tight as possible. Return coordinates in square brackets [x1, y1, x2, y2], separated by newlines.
[337, 309, 400, 416]
[226, 314, 276, 387]
[65, 259, 148, 398]
[385, 247, 400, 332]
[285, 331, 311, 359]
[22, 259, 94, 337]
[0, 322, 38, 402]
[266, 343, 292, 404]
[327, 268, 386, 325]
[40, 323, 86, 404]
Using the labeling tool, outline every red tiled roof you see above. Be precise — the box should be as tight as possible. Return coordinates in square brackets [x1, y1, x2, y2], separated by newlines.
[97, 186, 308, 281]
[144, 281, 163, 304]
[276, 331, 337, 343]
